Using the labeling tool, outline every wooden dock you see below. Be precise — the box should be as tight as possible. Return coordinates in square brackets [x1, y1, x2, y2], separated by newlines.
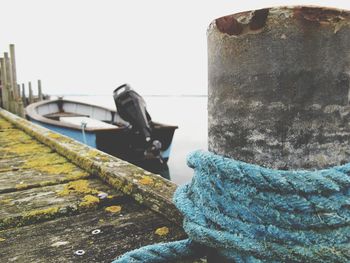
[0, 109, 187, 262]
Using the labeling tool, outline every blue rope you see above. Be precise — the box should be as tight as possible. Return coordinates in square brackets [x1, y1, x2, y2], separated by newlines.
[112, 150, 350, 262]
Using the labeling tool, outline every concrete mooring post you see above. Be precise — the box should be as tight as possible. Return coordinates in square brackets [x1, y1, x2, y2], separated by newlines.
[208, 6, 350, 170]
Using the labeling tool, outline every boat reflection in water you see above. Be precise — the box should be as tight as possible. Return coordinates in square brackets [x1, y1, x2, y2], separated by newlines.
[25, 84, 177, 180]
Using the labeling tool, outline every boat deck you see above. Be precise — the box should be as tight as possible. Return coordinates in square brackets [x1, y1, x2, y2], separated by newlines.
[0, 111, 186, 262]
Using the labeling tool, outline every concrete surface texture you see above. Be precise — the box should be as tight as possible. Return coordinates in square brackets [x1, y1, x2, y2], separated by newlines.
[208, 6, 350, 170]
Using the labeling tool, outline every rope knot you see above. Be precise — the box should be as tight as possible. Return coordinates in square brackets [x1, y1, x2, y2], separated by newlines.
[113, 151, 350, 263]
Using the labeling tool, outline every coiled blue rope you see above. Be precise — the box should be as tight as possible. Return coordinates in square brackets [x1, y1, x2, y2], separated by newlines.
[112, 150, 350, 262]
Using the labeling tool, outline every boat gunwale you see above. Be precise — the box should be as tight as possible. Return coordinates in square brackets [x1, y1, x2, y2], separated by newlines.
[26, 99, 178, 133]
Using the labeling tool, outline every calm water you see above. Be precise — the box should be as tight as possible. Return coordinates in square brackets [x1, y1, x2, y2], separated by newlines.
[65, 95, 208, 185]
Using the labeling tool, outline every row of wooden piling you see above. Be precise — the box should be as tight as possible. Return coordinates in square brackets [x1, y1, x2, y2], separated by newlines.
[0, 44, 45, 117]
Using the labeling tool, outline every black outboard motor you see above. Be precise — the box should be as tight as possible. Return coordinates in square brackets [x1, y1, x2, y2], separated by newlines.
[113, 84, 162, 162]
[114, 84, 152, 142]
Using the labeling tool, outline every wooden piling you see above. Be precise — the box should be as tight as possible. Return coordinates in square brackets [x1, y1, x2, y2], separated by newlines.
[21, 83, 26, 106]
[38, 80, 43, 101]
[28, 81, 33, 104]
[3, 53, 13, 112]
[9, 44, 19, 100]
[0, 58, 9, 111]
[0, 44, 43, 117]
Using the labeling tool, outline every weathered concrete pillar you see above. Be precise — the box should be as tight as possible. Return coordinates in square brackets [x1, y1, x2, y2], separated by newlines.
[208, 6, 350, 169]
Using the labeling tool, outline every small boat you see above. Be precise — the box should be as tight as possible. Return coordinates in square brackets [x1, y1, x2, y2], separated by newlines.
[25, 85, 177, 171]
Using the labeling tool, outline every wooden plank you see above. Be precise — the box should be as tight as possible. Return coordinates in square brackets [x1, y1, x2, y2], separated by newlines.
[0, 128, 52, 158]
[0, 127, 35, 144]
[0, 202, 186, 263]
[0, 178, 125, 230]
[0, 143, 52, 159]
[0, 109, 183, 225]
[0, 163, 90, 194]
[0, 116, 14, 129]
[0, 110, 190, 262]
[0, 152, 67, 172]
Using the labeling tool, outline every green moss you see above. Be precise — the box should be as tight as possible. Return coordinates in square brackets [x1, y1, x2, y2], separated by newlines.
[134, 193, 144, 203]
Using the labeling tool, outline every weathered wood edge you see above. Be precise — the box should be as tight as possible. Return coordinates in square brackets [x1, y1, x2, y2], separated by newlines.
[0, 109, 183, 225]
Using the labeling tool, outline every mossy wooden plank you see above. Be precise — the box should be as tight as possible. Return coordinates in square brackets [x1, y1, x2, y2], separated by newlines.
[0, 141, 52, 158]
[0, 138, 45, 151]
[0, 117, 14, 129]
[0, 110, 183, 224]
[0, 128, 33, 144]
[0, 178, 125, 230]
[0, 165, 90, 194]
[0, 127, 52, 158]
[0, 202, 186, 263]
[0, 152, 69, 172]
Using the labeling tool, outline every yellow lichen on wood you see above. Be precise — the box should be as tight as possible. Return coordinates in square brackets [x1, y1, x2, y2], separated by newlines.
[47, 132, 62, 139]
[86, 149, 110, 162]
[123, 183, 133, 194]
[15, 183, 28, 190]
[57, 180, 99, 196]
[0, 129, 32, 142]
[105, 205, 122, 213]
[0, 199, 12, 204]
[154, 182, 164, 188]
[23, 207, 60, 222]
[2, 142, 50, 155]
[24, 154, 67, 169]
[35, 162, 88, 176]
[86, 150, 99, 158]
[20, 173, 89, 189]
[139, 175, 154, 186]
[155, 226, 169, 236]
[0, 117, 13, 129]
[64, 171, 90, 181]
[79, 195, 100, 208]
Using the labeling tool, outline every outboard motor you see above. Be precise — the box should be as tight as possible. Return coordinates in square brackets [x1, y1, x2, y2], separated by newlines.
[113, 84, 152, 141]
[113, 84, 163, 162]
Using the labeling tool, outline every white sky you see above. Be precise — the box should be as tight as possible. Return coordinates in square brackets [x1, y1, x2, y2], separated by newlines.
[0, 0, 349, 95]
